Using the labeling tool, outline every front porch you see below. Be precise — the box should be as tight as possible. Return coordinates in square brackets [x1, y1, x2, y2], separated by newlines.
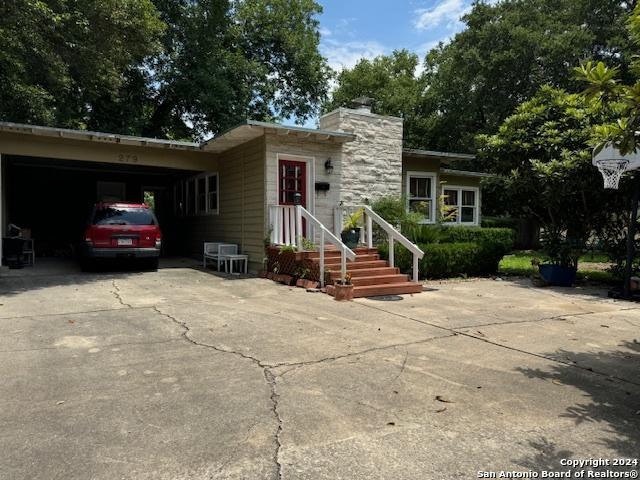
[265, 204, 424, 298]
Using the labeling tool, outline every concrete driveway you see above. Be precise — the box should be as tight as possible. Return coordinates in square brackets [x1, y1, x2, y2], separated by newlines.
[1, 261, 638, 479]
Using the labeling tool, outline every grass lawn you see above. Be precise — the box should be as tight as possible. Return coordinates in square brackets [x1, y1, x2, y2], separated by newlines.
[499, 251, 618, 284]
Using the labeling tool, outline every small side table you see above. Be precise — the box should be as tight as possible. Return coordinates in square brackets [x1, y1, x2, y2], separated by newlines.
[225, 254, 249, 274]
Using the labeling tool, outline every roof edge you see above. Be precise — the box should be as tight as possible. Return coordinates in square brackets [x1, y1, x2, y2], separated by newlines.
[0, 121, 201, 150]
[403, 148, 476, 160]
[440, 168, 494, 178]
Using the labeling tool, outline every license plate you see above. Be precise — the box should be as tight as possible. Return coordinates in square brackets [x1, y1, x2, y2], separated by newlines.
[117, 238, 133, 246]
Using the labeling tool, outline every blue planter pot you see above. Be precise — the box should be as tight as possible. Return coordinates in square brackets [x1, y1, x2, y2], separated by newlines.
[538, 264, 577, 287]
[341, 229, 360, 249]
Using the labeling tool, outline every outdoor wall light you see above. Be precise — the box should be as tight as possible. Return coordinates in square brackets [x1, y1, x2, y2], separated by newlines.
[324, 158, 334, 174]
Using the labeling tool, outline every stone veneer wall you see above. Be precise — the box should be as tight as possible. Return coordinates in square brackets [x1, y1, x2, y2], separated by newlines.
[319, 108, 403, 208]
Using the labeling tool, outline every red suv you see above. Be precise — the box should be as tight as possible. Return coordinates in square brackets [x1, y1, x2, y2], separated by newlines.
[82, 203, 162, 270]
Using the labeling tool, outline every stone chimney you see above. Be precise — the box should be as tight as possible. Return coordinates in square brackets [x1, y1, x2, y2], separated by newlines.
[320, 99, 403, 208]
[350, 96, 375, 114]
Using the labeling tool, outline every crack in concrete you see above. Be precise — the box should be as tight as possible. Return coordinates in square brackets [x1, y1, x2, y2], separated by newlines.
[152, 305, 283, 479]
[150, 305, 458, 479]
[358, 302, 640, 388]
[264, 369, 284, 480]
[111, 280, 133, 308]
[0, 305, 144, 321]
[271, 335, 455, 377]
[390, 349, 409, 383]
[452, 310, 597, 330]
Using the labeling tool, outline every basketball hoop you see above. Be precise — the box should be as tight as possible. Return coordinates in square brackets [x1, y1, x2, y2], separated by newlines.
[595, 158, 630, 190]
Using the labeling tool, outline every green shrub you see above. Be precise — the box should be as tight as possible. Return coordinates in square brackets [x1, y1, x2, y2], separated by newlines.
[378, 227, 514, 279]
[481, 216, 517, 229]
[438, 226, 513, 246]
[422, 242, 482, 278]
[438, 227, 514, 274]
[403, 224, 443, 244]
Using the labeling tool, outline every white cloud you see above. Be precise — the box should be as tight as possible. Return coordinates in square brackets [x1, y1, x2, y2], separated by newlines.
[414, 0, 471, 30]
[321, 39, 387, 72]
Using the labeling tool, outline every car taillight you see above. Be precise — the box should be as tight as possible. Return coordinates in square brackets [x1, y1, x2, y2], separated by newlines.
[84, 228, 93, 245]
[155, 233, 162, 249]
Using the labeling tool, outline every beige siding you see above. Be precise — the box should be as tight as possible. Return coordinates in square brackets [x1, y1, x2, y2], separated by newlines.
[179, 137, 266, 271]
[264, 134, 343, 231]
[439, 174, 482, 188]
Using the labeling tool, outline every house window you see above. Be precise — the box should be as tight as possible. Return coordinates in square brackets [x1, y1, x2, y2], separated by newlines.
[176, 172, 219, 217]
[207, 174, 218, 212]
[406, 172, 436, 223]
[443, 186, 479, 225]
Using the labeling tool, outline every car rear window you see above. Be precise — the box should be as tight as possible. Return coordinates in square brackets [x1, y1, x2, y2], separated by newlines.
[93, 207, 156, 226]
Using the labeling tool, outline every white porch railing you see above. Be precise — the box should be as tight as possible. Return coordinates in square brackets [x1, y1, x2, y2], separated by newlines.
[268, 205, 356, 287]
[334, 205, 425, 282]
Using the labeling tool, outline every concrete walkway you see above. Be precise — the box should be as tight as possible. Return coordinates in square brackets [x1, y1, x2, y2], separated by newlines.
[0, 263, 638, 479]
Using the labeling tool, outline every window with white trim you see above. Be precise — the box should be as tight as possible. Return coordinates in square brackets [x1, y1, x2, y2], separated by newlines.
[443, 186, 479, 225]
[175, 172, 219, 216]
[406, 172, 436, 223]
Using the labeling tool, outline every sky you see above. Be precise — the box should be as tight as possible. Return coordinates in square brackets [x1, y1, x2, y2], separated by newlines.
[318, 0, 473, 72]
[283, 0, 482, 126]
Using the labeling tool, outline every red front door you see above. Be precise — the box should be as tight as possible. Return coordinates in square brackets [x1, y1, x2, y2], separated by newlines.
[278, 159, 307, 239]
[278, 159, 307, 207]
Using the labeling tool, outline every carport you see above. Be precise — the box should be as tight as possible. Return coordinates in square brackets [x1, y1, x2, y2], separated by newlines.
[0, 122, 217, 266]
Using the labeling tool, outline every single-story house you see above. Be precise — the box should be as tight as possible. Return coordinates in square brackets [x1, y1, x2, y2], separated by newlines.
[0, 101, 488, 273]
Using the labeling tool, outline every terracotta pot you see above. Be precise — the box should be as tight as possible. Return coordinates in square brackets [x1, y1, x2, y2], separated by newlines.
[278, 274, 294, 285]
[333, 283, 354, 301]
[303, 280, 319, 289]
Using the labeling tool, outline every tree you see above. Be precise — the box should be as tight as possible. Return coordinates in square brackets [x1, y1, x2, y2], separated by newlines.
[130, 0, 331, 139]
[477, 86, 626, 265]
[417, 0, 633, 152]
[574, 1, 640, 155]
[326, 0, 633, 154]
[0, 0, 331, 140]
[323, 50, 425, 148]
[0, 0, 165, 129]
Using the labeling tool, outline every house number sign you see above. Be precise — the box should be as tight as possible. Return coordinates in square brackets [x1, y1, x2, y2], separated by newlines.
[117, 153, 139, 164]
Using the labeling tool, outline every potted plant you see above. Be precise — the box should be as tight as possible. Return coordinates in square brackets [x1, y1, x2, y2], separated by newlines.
[333, 273, 354, 301]
[341, 208, 364, 249]
[536, 233, 582, 287]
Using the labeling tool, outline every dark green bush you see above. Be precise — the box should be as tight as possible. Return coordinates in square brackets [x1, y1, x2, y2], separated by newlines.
[438, 227, 514, 274]
[422, 242, 483, 278]
[378, 227, 514, 279]
[481, 216, 517, 229]
[403, 224, 443, 244]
